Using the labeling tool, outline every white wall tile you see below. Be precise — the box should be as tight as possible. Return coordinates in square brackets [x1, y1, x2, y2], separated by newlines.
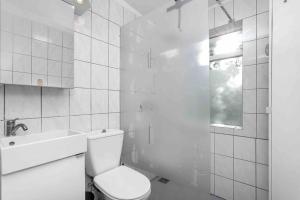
[32, 39, 47, 58]
[234, 0, 256, 20]
[74, 11, 91, 36]
[74, 60, 91, 88]
[109, 91, 120, 112]
[42, 116, 69, 132]
[92, 13, 108, 42]
[243, 90, 256, 113]
[1, 52, 13, 71]
[211, 154, 215, 173]
[109, 0, 123, 26]
[14, 35, 31, 55]
[48, 76, 62, 88]
[109, 45, 120, 68]
[42, 88, 69, 117]
[235, 114, 256, 137]
[91, 64, 108, 89]
[257, 0, 269, 13]
[32, 57, 47, 75]
[70, 88, 91, 115]
[215, 134, 233, 156]
[234, 136, 255, 162]
[92, 114, 108, 130]
[74, 32, 91, 62]
[109, 113, 120, 128]
[48, 44, 62, 61]
[0, 86, 4, 120]
[48, 60, 62, 77]
[257, 89, 268, 113]
[215, 154, 233, 178]
[1, 11, 13, 32]
[92, 0, 109, 19]
[257, 12, 269, 39]
[234, 182, 256, 200]
[13, 16, 31, 37]
[92, 39, 108, 65]
[257, 63, 269, 88]
[257, 114, 268, 139]
[257, 164, 268, 190]
[256, 139, 268, 165]
[109, 22, 120, 46]
[243, 40, 256, 66]
[49, 28, 63, 46]
[70, 115, 91, 132]
[215, 176, 233, 200]
[63, 33, 74, 49]
[1, 31, 13, 52]
[243, 65, 256, 89]
[13, 54, 31, 73]
[242, 16, 256, 42]
[109, 68, 120, 90]
[1, 71, 12, 84]
[63, 47, 74, 64]
[62, 63, 74, 78]
[5, 85, 41, 119]
[234, 159, 255, 185]
[210, 174, 215, 194]
[211, 133, 215, 153]
[215, 126, 234, 135]
[32, 22, 48, 42]
[12, 72, 31, 85]
[257, 189, 269, 200]
[91, 89, 108, 114]
[257, 38, 269, 64]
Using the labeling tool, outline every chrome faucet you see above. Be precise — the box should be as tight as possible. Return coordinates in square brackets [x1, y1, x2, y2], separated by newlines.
[5, 118, 28, 137]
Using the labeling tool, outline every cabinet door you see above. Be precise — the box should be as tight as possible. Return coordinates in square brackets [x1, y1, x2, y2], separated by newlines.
[272, 0, 300, 199]
[1, 155, 85, 200]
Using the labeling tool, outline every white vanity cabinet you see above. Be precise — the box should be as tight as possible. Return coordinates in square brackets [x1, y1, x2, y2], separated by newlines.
[1, 155, 85, 200]
[0, 130, 87, 200]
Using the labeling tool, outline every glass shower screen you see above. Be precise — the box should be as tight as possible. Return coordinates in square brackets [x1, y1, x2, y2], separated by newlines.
[120, 0, 210, 198]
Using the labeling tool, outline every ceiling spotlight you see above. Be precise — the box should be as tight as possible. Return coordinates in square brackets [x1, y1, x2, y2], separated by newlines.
[77, 0, 84, 4]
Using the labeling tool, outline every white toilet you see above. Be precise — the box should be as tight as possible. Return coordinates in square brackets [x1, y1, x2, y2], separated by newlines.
[85, 129, 151, 200]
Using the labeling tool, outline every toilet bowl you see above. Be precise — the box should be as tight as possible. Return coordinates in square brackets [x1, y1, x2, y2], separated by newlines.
[85, 130, 151, 200]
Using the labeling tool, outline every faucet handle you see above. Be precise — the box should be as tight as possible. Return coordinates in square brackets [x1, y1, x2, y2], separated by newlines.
[6, 118, 19, 124]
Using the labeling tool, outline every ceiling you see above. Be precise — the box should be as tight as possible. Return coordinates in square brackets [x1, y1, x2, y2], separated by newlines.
[124, 0, 219, 15]
[123, 0, 172, 14]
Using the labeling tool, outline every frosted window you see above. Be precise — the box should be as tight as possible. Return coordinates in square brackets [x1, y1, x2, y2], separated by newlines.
[210, 57, 243, 127]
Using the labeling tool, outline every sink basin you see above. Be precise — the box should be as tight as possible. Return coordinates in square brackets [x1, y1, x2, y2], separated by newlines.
[0, 130, 87, 175]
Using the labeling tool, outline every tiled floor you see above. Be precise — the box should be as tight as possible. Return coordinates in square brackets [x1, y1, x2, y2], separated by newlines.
[149, 177, 224, 200]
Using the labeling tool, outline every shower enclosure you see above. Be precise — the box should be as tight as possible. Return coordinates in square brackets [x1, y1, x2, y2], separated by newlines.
[120, 0, 210, 198]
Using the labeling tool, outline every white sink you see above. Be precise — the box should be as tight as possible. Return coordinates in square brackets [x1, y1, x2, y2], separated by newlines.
[0, 130, 87, 175]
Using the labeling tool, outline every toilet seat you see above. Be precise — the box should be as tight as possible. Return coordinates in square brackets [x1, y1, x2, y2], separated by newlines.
[94, 166, 151, 200]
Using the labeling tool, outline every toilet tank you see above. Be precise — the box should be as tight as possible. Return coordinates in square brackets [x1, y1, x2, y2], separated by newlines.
[85, 129, 124, 177]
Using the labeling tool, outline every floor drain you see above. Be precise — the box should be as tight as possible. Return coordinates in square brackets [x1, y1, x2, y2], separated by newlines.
[158, 177, 170, 184]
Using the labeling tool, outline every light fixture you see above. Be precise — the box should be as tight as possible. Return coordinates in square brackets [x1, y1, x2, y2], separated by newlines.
[76, 0, 84, 4]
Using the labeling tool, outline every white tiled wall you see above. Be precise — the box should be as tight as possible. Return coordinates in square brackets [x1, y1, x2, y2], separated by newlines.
[0, 0, 137, 136]
[209, 0, 269, 199]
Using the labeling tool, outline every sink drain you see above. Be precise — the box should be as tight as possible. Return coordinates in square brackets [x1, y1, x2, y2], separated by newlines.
[9, 141, 15, 146]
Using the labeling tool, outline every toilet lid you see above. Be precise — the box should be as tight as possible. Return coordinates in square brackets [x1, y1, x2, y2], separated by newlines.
[94, 166, 151, 200]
